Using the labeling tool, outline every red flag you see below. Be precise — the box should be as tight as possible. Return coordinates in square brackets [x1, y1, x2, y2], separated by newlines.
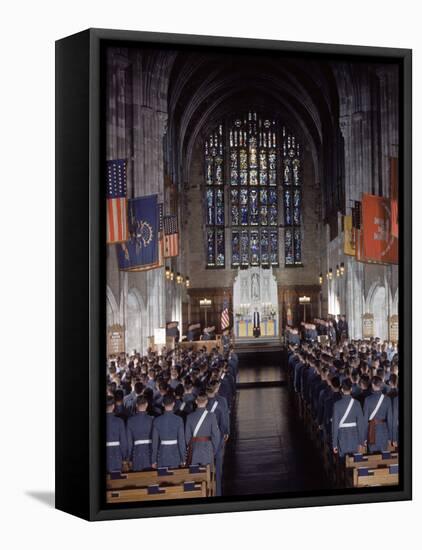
[361, 194, 398, 264]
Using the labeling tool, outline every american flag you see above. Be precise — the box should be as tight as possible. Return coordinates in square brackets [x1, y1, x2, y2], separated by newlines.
[221, 297, 230, 330]
[106, 159, 128, 244]
[163, 215, 179, 257]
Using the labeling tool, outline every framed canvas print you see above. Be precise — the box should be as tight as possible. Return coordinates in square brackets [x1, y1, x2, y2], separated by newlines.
[55, 28, 412, 521]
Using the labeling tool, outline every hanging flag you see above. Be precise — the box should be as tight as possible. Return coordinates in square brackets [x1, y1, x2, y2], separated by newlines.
[352, 201, 365, 261]
[361, 193, 398, 264]
[343, 215, 356, 256]
[355, 227, 365, 262]
[390, 157, 399, 238]
[221, 297, 230, 330]
[106, 159, 128, 244]
[116, 194, 159, 271]
[163, 215, 179, 257]
[157, 203, 164, 267]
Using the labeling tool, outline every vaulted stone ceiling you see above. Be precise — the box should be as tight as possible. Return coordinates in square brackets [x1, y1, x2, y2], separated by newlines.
[164, 49, 343, 216]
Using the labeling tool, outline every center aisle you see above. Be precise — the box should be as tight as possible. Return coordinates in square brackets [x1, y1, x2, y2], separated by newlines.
[222, 350, 332, 496]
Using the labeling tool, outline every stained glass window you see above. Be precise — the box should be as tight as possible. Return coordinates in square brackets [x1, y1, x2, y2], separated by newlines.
[282, 127, 302, 265]
[204, 125, 225, 267]
[228, 111, 279, 267]
[204, 114, 302, 268]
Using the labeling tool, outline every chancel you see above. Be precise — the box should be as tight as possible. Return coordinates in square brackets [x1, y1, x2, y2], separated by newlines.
[105, 44, 400, 503]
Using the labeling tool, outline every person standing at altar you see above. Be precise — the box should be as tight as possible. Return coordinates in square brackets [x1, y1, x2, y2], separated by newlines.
[253, 307, 261, 338]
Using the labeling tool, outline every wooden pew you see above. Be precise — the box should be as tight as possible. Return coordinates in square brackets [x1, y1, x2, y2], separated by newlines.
[345, 451, 399, 470]
[107, 481, 207, 503]
[346, 464, 399, 488]
[107, 465, 213, 495]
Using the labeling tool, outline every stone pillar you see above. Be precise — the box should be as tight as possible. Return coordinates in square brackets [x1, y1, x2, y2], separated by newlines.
[345, 258, 364, 339]
[376, 66, 399, 197]
[106, 50, 132, 347]
[130, 54, 169, 343]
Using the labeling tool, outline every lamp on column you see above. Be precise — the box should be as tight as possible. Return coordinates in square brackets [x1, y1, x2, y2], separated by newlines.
[299, 295, 311, 323]
[319, 273, 323, 285]
[327, 268, 333, 281]
[165, 266, 171, 280]
[170, 270, 174, 281]
[176, 272, 182, 284]
[185, 276, 190, 288]
[340, 262, 345, 276]
[336, 264, 340, 277]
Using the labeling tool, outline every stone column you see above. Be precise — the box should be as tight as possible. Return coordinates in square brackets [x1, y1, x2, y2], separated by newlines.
[345, 258, 364, 339]
[130, 54, 169, 342]
[106, 50, 132, 344]
[376, 66, 399, 197]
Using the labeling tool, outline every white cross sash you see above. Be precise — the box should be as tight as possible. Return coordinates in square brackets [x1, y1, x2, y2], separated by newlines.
[193, 409, 208, 437]
[369, 394, 385, 421]
[339, 398, 356, 428]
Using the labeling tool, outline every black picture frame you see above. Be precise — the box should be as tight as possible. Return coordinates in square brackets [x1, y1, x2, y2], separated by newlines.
[55, 28, 412, 521]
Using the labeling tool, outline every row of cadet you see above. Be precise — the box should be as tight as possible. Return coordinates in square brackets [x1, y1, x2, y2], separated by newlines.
[106, 345, 239, 496]
[286, 337, 399, 458]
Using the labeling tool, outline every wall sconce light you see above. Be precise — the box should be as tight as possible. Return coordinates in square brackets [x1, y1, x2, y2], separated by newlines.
[340, 262, 345, 276]
[327, 268, 333, 280]
[319, 273, 323, 285]
[170, 270, 174, 281]
[165, 266, 171, 280]
[336, 264, 340, 277]
[176, 272, 182, 284]
[185, 276, 190, 288]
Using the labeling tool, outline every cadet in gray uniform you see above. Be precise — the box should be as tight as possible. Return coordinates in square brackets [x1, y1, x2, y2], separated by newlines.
[363, 376, 393, 452]
[123, 381, 144, 417]
[206, 381, 230, 496]
[126, 395, 153, 471]
[392, 395, 399, 447]
[185, 392, 220, 470]
[106, 395, 128, 473]
[152, 394, 186, 469]
[332, 379, 365, 457]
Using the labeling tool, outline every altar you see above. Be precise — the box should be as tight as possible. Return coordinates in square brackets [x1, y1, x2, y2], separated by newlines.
[233, 266, 279, 340]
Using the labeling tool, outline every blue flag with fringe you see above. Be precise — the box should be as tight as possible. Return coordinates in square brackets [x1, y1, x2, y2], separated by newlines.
[117, 194, 159, 271]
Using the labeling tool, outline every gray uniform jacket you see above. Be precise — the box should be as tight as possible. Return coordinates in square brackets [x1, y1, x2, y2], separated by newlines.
[106, 412, 128, 473]
[152, 411, 186, 468]
[126, 412, 154, 471]
[185, 408, 220, 466]
[363, 391, 393, 452]
[331, 395, 365, 457]
[207, 396, 230, 438]
[392, 395, 399, 443]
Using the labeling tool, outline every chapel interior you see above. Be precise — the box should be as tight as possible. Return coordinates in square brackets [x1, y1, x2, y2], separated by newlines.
[105, 44, 399, 500]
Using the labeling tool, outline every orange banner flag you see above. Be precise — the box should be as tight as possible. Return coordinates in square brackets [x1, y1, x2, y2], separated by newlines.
[361, 194, 398, 264]
[390, 157, 399, 238]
